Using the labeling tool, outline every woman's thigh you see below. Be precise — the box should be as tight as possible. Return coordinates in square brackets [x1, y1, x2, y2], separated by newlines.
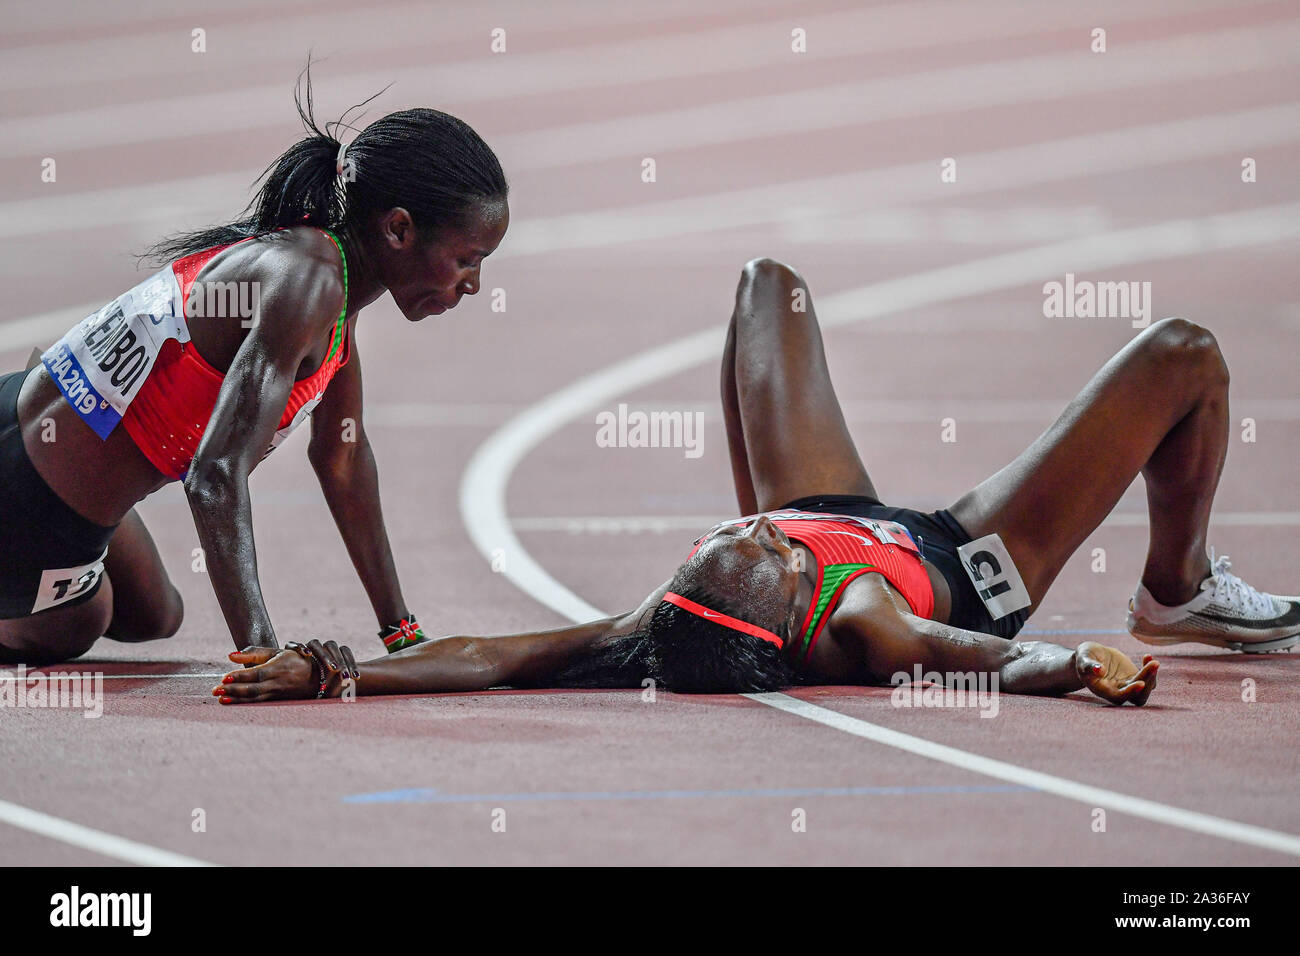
[730, 258, 878, 512]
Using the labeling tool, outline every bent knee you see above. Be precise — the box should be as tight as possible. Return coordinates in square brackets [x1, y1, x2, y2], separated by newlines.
[148, 587, 185, 640]
[1141, 317, 1228, 384]
[1145, 316, 1219, 354]
[106, 587, 184, 643]
[740, 256, 803, 291]
[158, 589, 184, 639]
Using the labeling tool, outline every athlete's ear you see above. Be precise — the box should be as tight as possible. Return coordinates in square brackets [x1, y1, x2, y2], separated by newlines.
[380, 207, 416, 249]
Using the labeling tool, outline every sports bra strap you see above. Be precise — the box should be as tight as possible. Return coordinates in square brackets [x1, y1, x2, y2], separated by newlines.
[318, 229, 349, 361]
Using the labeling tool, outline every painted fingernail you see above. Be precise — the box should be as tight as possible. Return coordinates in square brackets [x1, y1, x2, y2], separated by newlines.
[220, 696, 232, 704]
[222, 674, 234, 683]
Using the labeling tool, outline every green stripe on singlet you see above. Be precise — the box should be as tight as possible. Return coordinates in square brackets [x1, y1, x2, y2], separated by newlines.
[320, 229, 349, 361]
[797, 562, 876, 657]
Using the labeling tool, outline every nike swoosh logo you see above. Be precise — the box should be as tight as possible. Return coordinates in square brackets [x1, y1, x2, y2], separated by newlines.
[823, 531, 874, 546]
[1191, 604, 1300, 629]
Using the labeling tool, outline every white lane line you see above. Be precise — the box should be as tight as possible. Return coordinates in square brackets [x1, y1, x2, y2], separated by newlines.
[7, 104, 1299, 360]
[0, 0, 1215, 143]
[400, 396, 1300, 426]
[745, 693, 1300, 857]
[499, 103, 1300, 256]
[510, 512, 1300, 533]
[500, 18, 1300, 170]
[458, 202, 1300, 857]
[0, 672, 224, 681]
[0, 0, 787, 89]
[4, 98, 1296, 253]
[0, 171, 248, 242]
[0, 662, 225, 862]
[0, 798, 216, 866]
[3, 0, 307, 38]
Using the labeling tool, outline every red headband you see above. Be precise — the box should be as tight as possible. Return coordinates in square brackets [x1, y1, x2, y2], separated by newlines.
[662, 592, 784, 649]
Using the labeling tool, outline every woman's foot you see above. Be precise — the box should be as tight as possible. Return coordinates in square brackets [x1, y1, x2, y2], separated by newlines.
[1127, 551, 1300, 653]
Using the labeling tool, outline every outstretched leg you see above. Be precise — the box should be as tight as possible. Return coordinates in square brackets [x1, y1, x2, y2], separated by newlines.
[0, 509, 183, 663]
[720, 258, 878, 514]
[949, 318, 1228, 611]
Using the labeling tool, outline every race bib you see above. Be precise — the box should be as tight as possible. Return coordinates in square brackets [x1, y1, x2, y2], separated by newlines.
[31, 550, 108, 615]
[41, 267, 187, 439]
[956, 533, 1032, 620]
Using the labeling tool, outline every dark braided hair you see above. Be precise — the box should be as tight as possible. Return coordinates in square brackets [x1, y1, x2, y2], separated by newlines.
[144, 58, 507, 263]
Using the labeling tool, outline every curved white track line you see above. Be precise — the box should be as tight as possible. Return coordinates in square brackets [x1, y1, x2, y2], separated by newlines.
[0, 799, 215, 866]
[459, 201, 1300, 859]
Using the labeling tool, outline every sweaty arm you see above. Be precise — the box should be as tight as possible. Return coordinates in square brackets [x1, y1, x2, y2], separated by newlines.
[835, 575, 1157, 705]
[215, 581, 675, 702]
[184, 261, 343, 650]
[306, 338, 409, 629]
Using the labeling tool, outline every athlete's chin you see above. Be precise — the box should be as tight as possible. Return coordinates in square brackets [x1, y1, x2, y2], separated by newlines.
[401, 302, 449, 322]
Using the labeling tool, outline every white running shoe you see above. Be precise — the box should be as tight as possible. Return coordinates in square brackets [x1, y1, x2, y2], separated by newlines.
[1127, 551, 1300, 653]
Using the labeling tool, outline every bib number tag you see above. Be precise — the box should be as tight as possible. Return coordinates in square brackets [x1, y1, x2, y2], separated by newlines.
[263, 393, 324, 458]
[31, 550, 108, 615]
[41, 267, 186, 439]
[855, 518, 918, 552]
[956, 533, 1031, 620]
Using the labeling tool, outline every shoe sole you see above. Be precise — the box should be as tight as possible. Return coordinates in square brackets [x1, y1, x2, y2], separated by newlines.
[1129, 626, 1300, 654]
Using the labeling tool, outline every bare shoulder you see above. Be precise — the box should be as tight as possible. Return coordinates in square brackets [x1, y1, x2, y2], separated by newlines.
[256, 227, 345, 323]
[212, 227, 345, 335]
[832, 571, 912, 630]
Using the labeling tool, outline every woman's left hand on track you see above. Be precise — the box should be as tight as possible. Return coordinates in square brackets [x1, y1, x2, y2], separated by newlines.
[213, 641, 358, 704]
[1074, 642, 1159, 706]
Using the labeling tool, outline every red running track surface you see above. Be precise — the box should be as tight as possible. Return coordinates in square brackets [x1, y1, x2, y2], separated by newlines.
[1, 0, 1298, 865]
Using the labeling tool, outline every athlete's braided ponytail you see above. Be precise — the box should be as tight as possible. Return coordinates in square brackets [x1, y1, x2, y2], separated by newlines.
[241, 103, 346, 233]
[144, 57, 506, 263]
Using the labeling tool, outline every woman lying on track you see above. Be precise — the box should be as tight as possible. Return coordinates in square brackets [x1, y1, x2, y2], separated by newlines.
[1, 73, 508, 664]
[216, 258, 1299, 706]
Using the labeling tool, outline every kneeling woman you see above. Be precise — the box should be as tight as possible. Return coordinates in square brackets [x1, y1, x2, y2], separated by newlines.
[1, 75, 508, 664]
[216, 259, 1300, 705]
